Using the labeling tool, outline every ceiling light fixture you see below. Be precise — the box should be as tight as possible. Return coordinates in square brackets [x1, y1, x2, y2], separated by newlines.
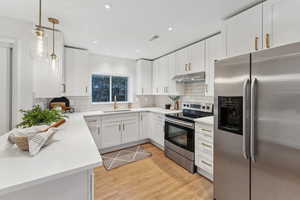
[92, 40, 99, 44]
[168, 27, 173, 31]
[48, 17, 60, 68]
[104, 4, 111, 10]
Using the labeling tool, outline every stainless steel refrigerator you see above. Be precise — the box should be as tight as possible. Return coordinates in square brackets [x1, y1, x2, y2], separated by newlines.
[214, 42, 300, 200]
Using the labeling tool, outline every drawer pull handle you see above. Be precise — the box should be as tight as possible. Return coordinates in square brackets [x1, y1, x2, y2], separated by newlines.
[200, 128, 211, 132]
[201, 160, 212, 167]
[201, 143, 212, 148]
[203, 133, 212, 138]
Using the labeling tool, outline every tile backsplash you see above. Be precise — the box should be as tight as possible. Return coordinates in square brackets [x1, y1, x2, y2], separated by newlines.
[34, 82, 212, 112]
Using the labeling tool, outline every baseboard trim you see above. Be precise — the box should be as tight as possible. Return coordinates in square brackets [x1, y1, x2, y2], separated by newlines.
[99, 138, 165, 154]
[196, 167, 213, 182]
[149, 139, 164, 151]
[100, 139, 150, 154]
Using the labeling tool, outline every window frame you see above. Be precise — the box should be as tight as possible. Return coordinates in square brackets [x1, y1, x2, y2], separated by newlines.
[91, 74, 130, 104]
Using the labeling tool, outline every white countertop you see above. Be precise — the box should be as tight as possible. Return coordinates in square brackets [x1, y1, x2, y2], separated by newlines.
[81, 107, 182, 117]
[0, 107, 181, 196]
[0, 113, 102, 196]
[194, 116, 214, 125]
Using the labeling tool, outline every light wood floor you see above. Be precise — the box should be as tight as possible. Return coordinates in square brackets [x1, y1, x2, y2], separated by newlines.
[94, 143, 213, 200]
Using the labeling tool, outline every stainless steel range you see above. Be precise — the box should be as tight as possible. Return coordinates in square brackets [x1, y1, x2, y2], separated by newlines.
[164, 102, 213, 173]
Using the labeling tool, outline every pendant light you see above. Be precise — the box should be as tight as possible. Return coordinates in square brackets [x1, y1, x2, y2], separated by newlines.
[31, 0, 48, 60]
[48, 17, 60, 69]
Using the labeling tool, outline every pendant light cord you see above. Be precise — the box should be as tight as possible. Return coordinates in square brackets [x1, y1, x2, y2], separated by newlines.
[52, 23, 55, 55]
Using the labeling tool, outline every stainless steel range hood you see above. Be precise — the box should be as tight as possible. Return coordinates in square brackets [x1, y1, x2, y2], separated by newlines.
[172, 71, 205, 83]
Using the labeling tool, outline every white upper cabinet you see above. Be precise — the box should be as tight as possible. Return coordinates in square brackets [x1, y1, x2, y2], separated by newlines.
[152, 59, 160, 95]
[168, 53, 184, 95]
[188, 41, 205, 73]
[33, 30, 64, 98]
[175, 48, 189, 75]
[263, 0, 300, 48]
[64, 47, 90, 96]
[136, 59, 153, 95]
[159, 56, 169, 94]
[205, 34, 222, 97]
[175, 41, 205, 75]
[225, 4, 263, 57]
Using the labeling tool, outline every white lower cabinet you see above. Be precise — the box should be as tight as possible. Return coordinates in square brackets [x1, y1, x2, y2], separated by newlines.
[85, 112, 166, 151]
[122, 114, 139, 144]
[150, 113, 165, 148]
[139, 112, 150, 140]
[195, 122, 214, 181]
[85, 116, 101, 149]
[99, 113, 139, 149]
[101, 118, 122, 149]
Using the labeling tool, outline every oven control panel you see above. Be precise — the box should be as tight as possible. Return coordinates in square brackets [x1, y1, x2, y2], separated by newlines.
[182, 102, 213, 113]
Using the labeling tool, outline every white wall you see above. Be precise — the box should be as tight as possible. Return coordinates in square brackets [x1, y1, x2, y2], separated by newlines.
[0, 16, 35, 127]
[65, 53, 155, 112]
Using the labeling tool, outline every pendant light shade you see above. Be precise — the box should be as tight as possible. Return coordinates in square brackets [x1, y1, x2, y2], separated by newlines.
[48, 18, 60, 69]
[31, 0, 48, 60]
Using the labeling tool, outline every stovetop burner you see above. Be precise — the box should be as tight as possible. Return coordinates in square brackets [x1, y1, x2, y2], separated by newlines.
[166, 102, 213, 123]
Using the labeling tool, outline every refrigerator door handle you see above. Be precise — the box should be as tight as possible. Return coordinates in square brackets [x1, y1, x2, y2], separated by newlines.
[243, 78, 250, 160]
[251, 77, 257, 162]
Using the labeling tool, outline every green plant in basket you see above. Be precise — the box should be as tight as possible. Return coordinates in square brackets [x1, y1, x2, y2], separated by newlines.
[17, 105, 66, 128]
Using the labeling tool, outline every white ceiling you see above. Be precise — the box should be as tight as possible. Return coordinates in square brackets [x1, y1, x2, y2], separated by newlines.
[0, 0, 261, 59]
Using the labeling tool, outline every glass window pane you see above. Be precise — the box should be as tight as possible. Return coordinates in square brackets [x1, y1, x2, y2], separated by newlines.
[92, 75, 110, 102]
[111, 76, 128, 102]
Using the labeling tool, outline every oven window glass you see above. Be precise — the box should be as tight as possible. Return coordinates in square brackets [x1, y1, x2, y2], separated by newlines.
[168, 126, 188, 147]
[165, 123, 194, 151]
[218, 96, 243, 135]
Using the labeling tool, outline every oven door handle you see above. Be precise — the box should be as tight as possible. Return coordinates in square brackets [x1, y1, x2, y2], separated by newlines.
[165, 118, 194, 130]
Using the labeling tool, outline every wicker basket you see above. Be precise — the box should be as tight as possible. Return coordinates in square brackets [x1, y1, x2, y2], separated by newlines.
[14, 119, 66, 151]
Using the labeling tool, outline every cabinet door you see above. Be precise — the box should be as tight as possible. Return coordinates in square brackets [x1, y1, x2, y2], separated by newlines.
[152, 114, 165, 147]
[143, 61, 153, 95]
[64, 48, 89, 96]
[225, 4, 263, 57]
[205, 34, 222, 97]
[136, 60, 143, 95]
[168, 53, 184, 95]
[189, 41, 205, 73]
[136, 60, 153, 95]
[122, 115, 139, 144]
[152, 60, 159, 94]
[175, 48, 188, 75]
[85, 117, 101, 149]
[159, 56, 169, 94]
[101, 119, 122, 148]
[139, 112, 150, 140]
[263, 0, 300, 48]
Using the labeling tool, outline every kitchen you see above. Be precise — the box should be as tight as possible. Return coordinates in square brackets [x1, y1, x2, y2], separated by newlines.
[1, 0, 300, 200]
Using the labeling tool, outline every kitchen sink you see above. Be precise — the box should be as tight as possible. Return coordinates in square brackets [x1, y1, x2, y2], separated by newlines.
[103, 110, 131, 113]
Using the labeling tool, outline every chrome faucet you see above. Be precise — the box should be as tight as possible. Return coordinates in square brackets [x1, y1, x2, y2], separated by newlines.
[113, 96, 118, 110]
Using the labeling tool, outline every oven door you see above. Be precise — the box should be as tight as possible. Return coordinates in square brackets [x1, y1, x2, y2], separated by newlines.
[165, 118, 195, 152]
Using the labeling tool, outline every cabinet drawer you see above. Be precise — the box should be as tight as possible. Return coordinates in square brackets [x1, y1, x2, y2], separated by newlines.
[198, 156, 213, 175]
[198, 129, 213, 143]
[197, 139, 213, 161]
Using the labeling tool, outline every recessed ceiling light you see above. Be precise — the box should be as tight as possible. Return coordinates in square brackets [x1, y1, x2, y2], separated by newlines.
[168, 27, 173, 31]
[104, 4, 111, 10]
[92, 40, 99, 44]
